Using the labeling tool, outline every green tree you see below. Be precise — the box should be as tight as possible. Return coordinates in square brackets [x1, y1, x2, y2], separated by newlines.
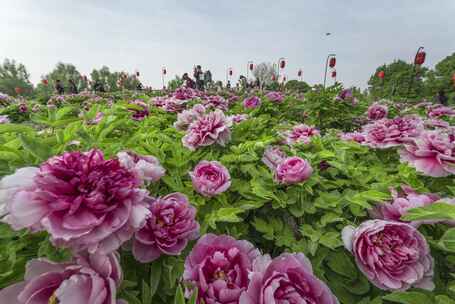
[90, 66, 121, 91]
[0, 59, 34, 96]
[284, 80, 311, 93]
[167, 75, 184, 91]
[424, 52, 455, 101]
[368, 60, 427, 100]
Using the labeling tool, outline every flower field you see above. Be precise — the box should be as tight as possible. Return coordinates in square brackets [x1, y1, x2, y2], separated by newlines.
[1, 85, 455, 304]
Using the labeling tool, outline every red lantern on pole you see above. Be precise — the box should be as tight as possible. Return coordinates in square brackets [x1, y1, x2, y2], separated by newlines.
[329, 57, 336, 68]
[42, 79, 48, 86]
[279, 58, 286, 69]
[414, 50, 426, 65]
[271, 75, 276, 81]
[283, 76, 287, 82]
[331, 70, 337, 78]
[377, 71, 385, 79]
[229, 68, 233, 76]
[249, 63, 254, 71]
[15, 87, 22, 95]
[136, 71, 140, 77]
[297, 69, 302, 77]
[162, 67, 167, 75]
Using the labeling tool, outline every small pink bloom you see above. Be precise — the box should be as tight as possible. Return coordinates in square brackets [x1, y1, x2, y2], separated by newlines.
[283, 124, 320, 145]
[427, 105, 455, 118]
[265, 91, 284, 103]
[0, 252, 123, 304]
[88, 112, 104, 125]
[342, 220, 434, 291]
[239, 253, 338, 304]
[275, 156, 313, 184]
[243, 96, 261, 109]
[367, 103, 388, 120]
[18, 103, 28, 113]
[203, 95, 229, 111]
[133, 193, 199, 263]
[228, 114, 249, 124]
[261, 146, 286, 171]
[183, 234, 261, 304]
[174, 104, 206, 131]
[190, 160, 231, 197]
[425, 119, 450, 129]
[182, 110, 232, 151]
[129, 99, 150, 121]
[117, 151, 165, 184]
[340, 132, 366, 143]
[0, 115, 10, 124]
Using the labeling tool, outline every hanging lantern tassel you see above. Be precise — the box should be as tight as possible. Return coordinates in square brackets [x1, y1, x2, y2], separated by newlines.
[331, 70, 337, 78]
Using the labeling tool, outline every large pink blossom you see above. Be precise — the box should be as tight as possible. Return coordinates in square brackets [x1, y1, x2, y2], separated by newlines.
[369, 185, 440, 226]
[283, 124, 320, 145]
[243, 96, 262, 109]
[182, 110, 232, 151]
[275, 156, 313, 185]
[2, 150, 150, 254]
[183, 234, 261, 304]
[265, 91, 284, 103]
[203, 95, 229, 111]
[367, 103, 388, 120]
[362, 116, 423, 148]
[174, 104, 206, 131]
[239, 253, 338, 304]
[117, 151, 165, 184]
[427, 105, 455, 118]
[173, 87, 202, 100]
[399, 130, 455, 177]
[342, 220, 434, 291]
[190, 161, 231, 197]
[0, 252, 124, 304]
[133, 193, 199, 263]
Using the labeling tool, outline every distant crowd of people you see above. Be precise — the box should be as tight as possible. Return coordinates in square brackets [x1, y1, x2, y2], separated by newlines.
[181, 65, 213, 91]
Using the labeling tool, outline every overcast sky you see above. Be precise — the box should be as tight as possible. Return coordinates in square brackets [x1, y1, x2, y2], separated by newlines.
[1, 0, 454, 88]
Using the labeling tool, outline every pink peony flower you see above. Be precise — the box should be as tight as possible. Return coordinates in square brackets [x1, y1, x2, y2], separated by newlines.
[32, 104, 41, 113]
[88, 112, 104, 125]
[336, 89, 358, 105]
[243, 96, 262, 109]
[239, 253, 338, 304]
[133, 193, 199, 263]
[117, 151, 165, 184]
[342, 220, 434, 291]
[369, 185, 440, 226]
[261, 146, 286, 171]
[190, 161, 231, 197]
[183, 234, 261, 304]
[163, 97, 189, 113]
[399, 130, 455, 177]
[174, 104, 206, 131]
[427, 105, 455, 118]
[283, 124, 320, 145]
[173, 87, 201, 100]
[265, 91, 284, 103]
[203, 95, 229, 111]
[0, 114, 10, 124]
[425, 119, 450, 129]
[228, 95, 239, 104]
[129, 99, 150, 121]
[228, 114, 249, 124]
[275, 156, 313, 185]
[367, 103, 388, 120]
[2, 150, 150, 254]
[18, 103, 28, 113]
[0, 252, 124, 304]
[182, 110, 232, 151]
[340, 132, 366, 143]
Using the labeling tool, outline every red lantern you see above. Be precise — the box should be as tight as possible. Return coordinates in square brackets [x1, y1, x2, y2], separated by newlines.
[329, 57, 336, 68]
[42, 79, 48, 86]
[162, 68, 167, 75]
[229, 69, 233, 76]
[279, 59, 286, 69]
[136, 71, 140, 77]
[297, 69, 302, 77]
[283, 76, 287, 82]
[249, 63, 254, 71]
[271, 75, 276, 81]
[83, 75, 88, 81]
[377, 71, 385, 79]
[15, 87, 22, 95]
[414, 51, 426, 65]
[331, 70, 337, 78]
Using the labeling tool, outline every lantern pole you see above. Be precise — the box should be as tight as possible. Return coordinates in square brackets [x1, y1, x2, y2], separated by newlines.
[162, 67, 166, 89]
[323, 54, 336, 89]
[407, 46, 424, 96]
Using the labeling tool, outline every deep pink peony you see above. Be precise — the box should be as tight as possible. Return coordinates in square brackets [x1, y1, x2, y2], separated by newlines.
[275, 156, 313, 185]
[0, 114, 10, 124]
[427, 105, 455, 118]
[425, 118, 450, 129]
[203, 95, 229, 111]
[182, 110, 232, 151]
[239, 253, 338, 304]
[2, 150, 150, 254]
[133, 193, 199, 263]
[243, 96, 262, 109]
[174, 104, 206, 131]
[0, 252, 124, 304]
[190, 161, 231, 197]
[265, 91, 284, 103]
[369, 185, 440, 226]
[129, 99, 150, 121]
[339, 132, 366, 143]
[261, 146, 286, 171]
[399, 130, 455, 177]
[18, 103, 28, 113]
[367, 103, 388, 120]
[117, 151, 165, 184]
[183, 234, 261, 304]
[228, 114, 249, 124]
[283, 124, 320, 145]
[336, 89, 358, 105]
[228, 95, 239, 104]
[363, 116, 423, 149]
[88, 112, 104, 125]
[173, 87, 202, 100]
[342, 220, 434, 291]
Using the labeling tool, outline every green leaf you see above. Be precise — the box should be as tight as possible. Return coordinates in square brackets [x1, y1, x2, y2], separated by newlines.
[142, 280, 152, 304]
[439, 228, 455, 253]
[206, 207, 243, 229]
[18, 134, 52, 161]
[0, 123, 35, 134]
[188, 288, 198, 304]
[174, 285, 185, 304]
[149, 261, 162, 298]
[402, 202, 455, 221]
[326, 250, 358, 278]
[435, 295, 455, 304]
[382, 291, 434, 304]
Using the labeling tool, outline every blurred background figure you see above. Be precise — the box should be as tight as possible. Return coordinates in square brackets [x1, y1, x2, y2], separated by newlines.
[204, 70, 212, 90]
[55, 79, 64, 95]
[182, 73, 195, 88]
[68, 79, 78, 94]
[193, 65, 204, 90]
